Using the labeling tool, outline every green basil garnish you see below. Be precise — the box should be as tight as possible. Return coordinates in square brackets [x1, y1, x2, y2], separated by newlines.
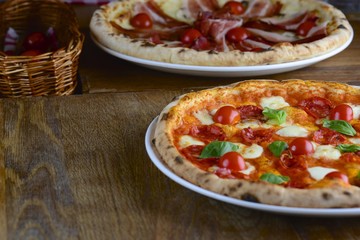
[336, 144, 360, 153]
[323, 120, 356, 136]
[262, 107, 287, 125]
[268, 141, 288, 157]
[260, 173, 290, 184]
[199, 141, 239, 159]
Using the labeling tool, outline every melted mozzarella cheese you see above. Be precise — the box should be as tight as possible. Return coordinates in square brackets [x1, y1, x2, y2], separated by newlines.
[260, 96, 290, 110]
[235, 143, 264, 159]
[240, 162, 255, 175]
[308, 166, 337, 181]
[193, 109, 214, 125]
[276, 125, 308, 137]
[349, 138, 360, 145]
[179, 135, 204, 148]
[313, 145, 341, 160]
[236, 119, 272, 129]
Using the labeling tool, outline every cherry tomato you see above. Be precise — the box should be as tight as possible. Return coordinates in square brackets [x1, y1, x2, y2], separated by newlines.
[222, 1, 245, 15]
[21, 49, 42, 56]
[213, 106, 241, 125]
[289, 138, 315, 155]
[219, 152, 245, 171]
[296, 21, 315, 36]
[329, 104, 353, 121]
[181, 28, 202, 45]
[23, 32, 47, 51]
[192, 36, 210, 50]
[130, 13, 153, 29]
[325, 171, 349, 184]
[226, 27, 249, 43]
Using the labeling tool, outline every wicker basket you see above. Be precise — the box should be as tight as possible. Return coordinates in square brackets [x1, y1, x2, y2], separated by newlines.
[0, 0, 84, 97]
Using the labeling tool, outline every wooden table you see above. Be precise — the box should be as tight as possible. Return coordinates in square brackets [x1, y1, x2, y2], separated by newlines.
[1, 9, 360, 239]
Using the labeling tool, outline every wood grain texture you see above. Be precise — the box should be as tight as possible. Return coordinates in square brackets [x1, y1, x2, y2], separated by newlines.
[1, 92, 360, 239]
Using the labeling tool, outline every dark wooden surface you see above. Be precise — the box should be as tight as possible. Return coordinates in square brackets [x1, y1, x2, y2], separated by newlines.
[0, 7, 360, 240]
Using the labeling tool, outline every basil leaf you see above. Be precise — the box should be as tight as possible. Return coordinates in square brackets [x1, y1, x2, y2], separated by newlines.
[260, 173, 290, 184]
[336, 144, 360, 153]
[357, 171, 360, 179]
[268, 141, 288, 157]
[199, 141, 239, 159]
[262, 107, 287, 125]
[323, 120, 356, 136]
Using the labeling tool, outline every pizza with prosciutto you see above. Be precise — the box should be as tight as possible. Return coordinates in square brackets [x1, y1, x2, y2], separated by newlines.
[153, 80, 360, 208]
[90, 0, 352, 66]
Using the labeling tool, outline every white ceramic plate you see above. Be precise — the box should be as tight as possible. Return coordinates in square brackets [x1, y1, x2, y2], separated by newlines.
[92, 32, 353, 77]
[145, 117, 360, 217]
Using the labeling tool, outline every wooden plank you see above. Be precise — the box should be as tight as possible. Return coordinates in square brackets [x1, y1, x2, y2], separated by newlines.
[2, 92, 360, 239]
[0, 100, 6, 240]
[3, 99, 78, 239]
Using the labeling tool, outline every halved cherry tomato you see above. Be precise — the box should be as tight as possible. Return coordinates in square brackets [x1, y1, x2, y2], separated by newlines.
[181, 28, 202, 45]
[23, 32, 47, 51]
[296, 21, 315, 36]
[226, 27, 249, 43]
[222, 1, 245, 15]
[192, 36, 210, 50]
[329, 104, 353, 121]
[218, 152, 245, 171]
[21, 49, 42, 56]
[325, 171, 349, 184]
[289, 138, 315, 155]
[213, 106, 240, 125]
[130, 13, 153, 29]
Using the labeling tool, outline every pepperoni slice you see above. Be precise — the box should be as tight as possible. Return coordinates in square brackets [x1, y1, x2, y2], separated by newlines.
[312, 127, 347, 145]
[279, 150, 308, 170]
[237, 105, 264, 120]
[181, 145, 204, 160]
[340, 152, 360, 163]
[298, 96, 333, 119]
[190, 125, 226, 142]
[278, 152, 310, 188]
[241, 127, 273, 144]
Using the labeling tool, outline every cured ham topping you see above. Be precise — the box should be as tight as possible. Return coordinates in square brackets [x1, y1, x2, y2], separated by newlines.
[185, 0, 220, 19]
[241, 127, 274, 144]
[298, 97, 333, 119]
[237, 105, 264, 120]
[242, 0, 275, 18]
[313, 127, 347, 145]
[116, 0, 328, 52]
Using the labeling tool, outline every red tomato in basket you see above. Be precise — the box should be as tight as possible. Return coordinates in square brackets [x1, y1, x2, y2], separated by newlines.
[23, 32, 48, 51]
[21, 49, 42, 56]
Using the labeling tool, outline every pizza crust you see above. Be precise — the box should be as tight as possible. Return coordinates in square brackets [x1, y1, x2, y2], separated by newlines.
[90, 0, 353, 66]
[153, 80, 360, 208]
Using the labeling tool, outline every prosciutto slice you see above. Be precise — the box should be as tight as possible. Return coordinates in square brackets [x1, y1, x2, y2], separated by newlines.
[246, 28, 298, 42]
[195, 12, 243, 51]
[182, 0, 220, 19]
[242, 39, 271, 50]
[260, 11, 312, 30]
[242, 0, 279, 18]
[306, 21, 328, 37]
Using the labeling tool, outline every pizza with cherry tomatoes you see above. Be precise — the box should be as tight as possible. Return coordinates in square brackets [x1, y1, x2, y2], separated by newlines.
[153, 80, 360, 208]
[90, 0, 352, 66]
